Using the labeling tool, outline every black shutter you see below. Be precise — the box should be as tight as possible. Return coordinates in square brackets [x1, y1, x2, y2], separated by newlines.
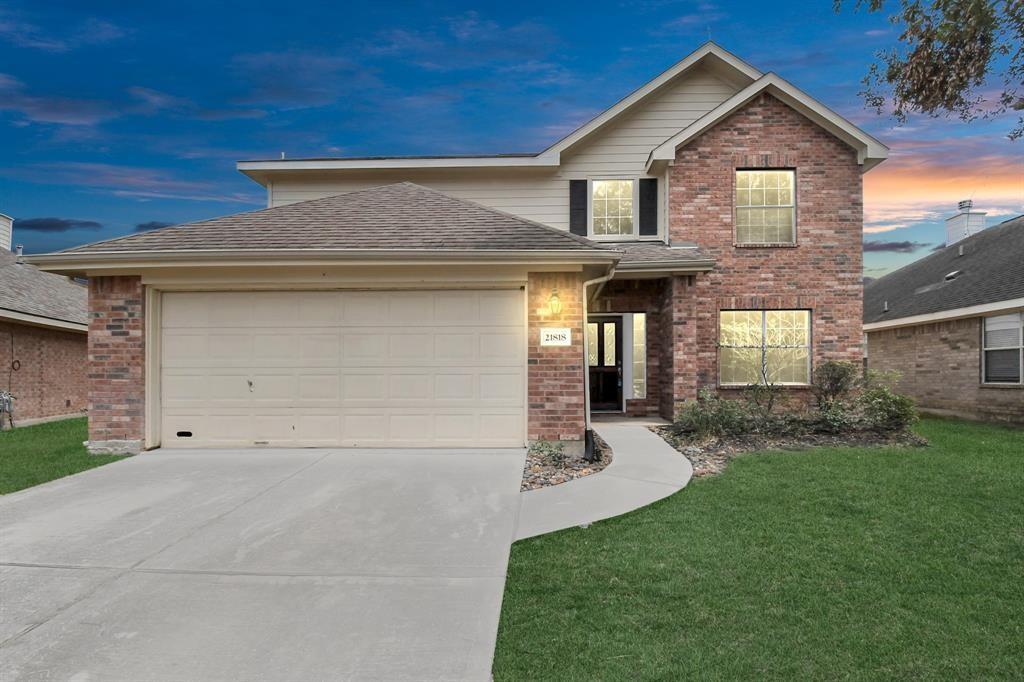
[569, 180, 587, 236]
[639, 178, 658, 236]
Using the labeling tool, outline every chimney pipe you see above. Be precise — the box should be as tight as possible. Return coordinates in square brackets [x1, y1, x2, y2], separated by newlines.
[15, 245, 24, 264]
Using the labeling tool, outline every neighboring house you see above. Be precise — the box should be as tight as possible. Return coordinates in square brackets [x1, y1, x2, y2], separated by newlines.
[865, 206, 1024, 424]
[0, 214, 89, 425]
[30, 42, 887, 454]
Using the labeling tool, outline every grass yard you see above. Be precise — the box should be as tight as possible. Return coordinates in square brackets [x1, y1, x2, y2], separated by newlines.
[0, 417, 124, 494]
[494, 417, 1024, 680]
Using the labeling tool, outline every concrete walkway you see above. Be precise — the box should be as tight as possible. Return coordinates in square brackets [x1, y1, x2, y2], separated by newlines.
[1, 447, 526, 682]
[515, 419, 693, 540]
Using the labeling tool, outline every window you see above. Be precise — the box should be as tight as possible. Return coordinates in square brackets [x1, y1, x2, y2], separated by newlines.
[632, 313, 646, 399]
[983, 313, 1023, 384]
[719, 310, 810, 385]
[735, 170, 795, 244]
[592, 179, 634, 237]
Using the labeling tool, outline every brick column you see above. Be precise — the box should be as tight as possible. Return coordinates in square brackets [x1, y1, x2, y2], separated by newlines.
[527, 271, 585, 453]
[659, 275, 699, 420]
[87, 276, 145, 454]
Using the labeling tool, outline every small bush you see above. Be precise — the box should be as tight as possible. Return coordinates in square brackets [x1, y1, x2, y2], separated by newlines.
[744, 382, 786, 419]
[529, 441, 567, 467]
[860, 384, 918, 431]
[674, 389, 750, 438]
[812, 361, 860, 409]
[812, 404, 859, 434]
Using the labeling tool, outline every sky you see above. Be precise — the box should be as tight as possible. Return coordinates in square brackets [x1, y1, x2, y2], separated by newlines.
[1, 0, 1021, 278]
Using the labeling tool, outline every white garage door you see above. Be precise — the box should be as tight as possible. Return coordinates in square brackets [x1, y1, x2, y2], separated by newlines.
[159, 289, 525, 448]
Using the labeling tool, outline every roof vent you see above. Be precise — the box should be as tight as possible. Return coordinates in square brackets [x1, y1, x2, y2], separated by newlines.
[883, 300, 889, 312]
[944, 270, 962, 281]
[958, 244, 964, 257]
[14, 244, 23, 264]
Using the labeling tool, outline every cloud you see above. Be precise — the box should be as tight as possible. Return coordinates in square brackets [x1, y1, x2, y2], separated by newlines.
[862, 240, 932, 253]
[3, 162, 260, 203]
[230, 51, 369, 108]
[656, 3, 726, 34]
[134, 221, 174, 232]
[0, 11, 127, 52]
[0, 73, 118, 125]
[14, 217, 102, 233]
[127, 86, 192, 115]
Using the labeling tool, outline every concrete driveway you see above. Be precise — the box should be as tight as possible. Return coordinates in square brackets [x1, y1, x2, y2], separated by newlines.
[0, 447, 526, 681]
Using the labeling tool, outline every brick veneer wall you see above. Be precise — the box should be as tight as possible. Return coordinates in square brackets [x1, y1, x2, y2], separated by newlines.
[669, 92, 864, 407]
[88, 276, 145, 452]
[0, 320, 87, 422]
[527, 271, 586, 445]
[868, 319, 1024, 424]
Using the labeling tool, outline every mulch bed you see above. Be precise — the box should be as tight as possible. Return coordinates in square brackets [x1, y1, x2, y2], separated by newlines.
[654, 427, 928, 478]
[521, 434, 613, 491]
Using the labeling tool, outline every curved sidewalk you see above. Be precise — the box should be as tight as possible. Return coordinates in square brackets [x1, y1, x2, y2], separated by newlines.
[514, 420, 693, 541]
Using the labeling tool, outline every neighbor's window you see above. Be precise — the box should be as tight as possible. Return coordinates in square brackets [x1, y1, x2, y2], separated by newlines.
[592, 179, 634, 237]
[719, 310, 810, 385]
[735, 170, 795, 244]
[632, 313, 646, 399]
[982, 313, 1023, 384]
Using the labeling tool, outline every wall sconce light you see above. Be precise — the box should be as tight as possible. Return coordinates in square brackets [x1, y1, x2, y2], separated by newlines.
[547, 290, 562, 316]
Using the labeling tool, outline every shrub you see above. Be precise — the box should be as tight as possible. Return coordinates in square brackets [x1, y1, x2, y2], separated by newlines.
[674, 389, 750, 438]
[811, 361, 860, 410]
[812, 404, 859, 434]
[859, 384, 917, 432]
[744, 382, 786, 419]
[529, 441, 567, 467]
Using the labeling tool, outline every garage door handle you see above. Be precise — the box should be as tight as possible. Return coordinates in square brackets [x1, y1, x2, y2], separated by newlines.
[247, 379, 254, 392]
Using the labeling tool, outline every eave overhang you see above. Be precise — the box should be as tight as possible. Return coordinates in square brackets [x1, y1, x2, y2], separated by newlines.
[27, 248, 620, 277]
[0, 307, 87, 333]
[645, 73, 889, 174]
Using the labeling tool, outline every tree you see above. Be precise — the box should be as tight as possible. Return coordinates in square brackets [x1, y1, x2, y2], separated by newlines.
[836, 0, 1024, 139]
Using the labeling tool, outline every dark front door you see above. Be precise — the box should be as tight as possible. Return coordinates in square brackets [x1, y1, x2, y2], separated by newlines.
[588, 317, 623, 411]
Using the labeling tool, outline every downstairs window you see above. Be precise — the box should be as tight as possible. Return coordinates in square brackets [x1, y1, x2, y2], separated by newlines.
[719, 310, 811, 385]
[983, 313, 1023, 384]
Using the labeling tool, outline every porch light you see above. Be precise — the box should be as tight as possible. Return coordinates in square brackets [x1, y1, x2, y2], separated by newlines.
[548, 290, 562, 315]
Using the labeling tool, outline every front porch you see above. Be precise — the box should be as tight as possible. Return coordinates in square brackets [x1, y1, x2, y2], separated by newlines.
[589, 275, 700, 421]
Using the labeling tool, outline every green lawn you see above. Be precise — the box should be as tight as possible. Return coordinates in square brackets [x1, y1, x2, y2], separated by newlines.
[0, 417, 124, 494]
[494, 418, 1024, 680]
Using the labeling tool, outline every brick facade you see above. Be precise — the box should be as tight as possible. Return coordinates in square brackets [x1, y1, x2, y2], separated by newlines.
[867, 319, 1024, 424]
[87, 276, 145, 452]
[527, 271, 586, 445]
[669, 93, 864, 409]
[0, 320, 87, 423]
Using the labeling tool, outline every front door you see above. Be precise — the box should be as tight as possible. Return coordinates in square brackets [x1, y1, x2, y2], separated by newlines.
[588, 317, 623, 411]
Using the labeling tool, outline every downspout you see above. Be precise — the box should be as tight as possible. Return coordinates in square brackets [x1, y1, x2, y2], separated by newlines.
[582, 263, 617, 461]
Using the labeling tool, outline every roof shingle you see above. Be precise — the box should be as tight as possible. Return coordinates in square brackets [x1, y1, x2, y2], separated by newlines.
[0, 250, 87, 326]
[864, 215, 1024, 324]
[58, 183, 614, 256]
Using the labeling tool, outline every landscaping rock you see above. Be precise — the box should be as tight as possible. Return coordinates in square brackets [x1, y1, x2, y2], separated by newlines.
[521, 434, 612, 491]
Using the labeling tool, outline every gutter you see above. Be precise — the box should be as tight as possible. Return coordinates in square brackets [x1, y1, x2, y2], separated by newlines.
[615, 259, 715, 273]
[581, 263, 618, 461]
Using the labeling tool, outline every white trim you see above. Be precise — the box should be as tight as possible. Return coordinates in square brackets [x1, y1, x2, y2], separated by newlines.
[588, 178, 640, 240]
[864, 298, 1024, 331]
[542, 42, 761, 156]
[239, 154, 561, 174]
[0, 308, 87, 333]
[144, 286, 161, 450]
[646, 73, 889, 172]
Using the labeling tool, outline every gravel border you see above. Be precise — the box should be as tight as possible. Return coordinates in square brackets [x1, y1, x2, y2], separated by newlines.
[653, 427, 927, 478]
[521, 434, 613, 491]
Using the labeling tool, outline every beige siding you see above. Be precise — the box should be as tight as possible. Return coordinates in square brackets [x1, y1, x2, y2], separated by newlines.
[267, 67, 739, 231]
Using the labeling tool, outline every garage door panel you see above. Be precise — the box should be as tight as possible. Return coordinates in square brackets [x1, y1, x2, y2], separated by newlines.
[160, 290, 525, 448]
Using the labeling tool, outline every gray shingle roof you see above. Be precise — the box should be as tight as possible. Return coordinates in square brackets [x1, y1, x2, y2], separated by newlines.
[612, 241, 713, 268]
[864, 215, 1024, 324]
[0, 250, 87, 326]
[58, 183, 614, 256]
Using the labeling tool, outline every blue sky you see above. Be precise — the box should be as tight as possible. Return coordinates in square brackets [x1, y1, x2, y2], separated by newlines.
[1, 0, 1021, 277]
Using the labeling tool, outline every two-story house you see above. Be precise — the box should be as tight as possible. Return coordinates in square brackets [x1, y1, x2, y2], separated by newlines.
[31, 43, 887, 455]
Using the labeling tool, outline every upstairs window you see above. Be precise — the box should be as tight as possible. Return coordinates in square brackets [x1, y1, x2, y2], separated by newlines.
[719, 309, 810, 385]
[591, 179, 635, 237]
[983, 313, 1023, 384]
[735, 170, 795, 244]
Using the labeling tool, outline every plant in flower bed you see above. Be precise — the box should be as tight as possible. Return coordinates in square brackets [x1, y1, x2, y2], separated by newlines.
[521, 436, 612, 491]
[659, 361, 923, 477]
